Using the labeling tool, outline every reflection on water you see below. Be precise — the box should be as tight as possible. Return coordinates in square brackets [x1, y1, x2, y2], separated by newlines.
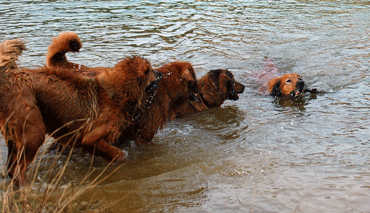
[272, 93, 320, 111]
[1, 0, 370, 212]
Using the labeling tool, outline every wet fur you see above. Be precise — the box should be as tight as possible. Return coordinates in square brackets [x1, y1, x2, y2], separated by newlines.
[267, 73, 304, 97]
[177, 69, 245, 116]
[257, 57, 305, 97]
[0, 39, 160, 185]
[0, 38, 27, 71]
[46, 32, 86, 69]
[120, 61, 202, 145]
[45, 31, 245, 145]
[46, 32, 201, 145]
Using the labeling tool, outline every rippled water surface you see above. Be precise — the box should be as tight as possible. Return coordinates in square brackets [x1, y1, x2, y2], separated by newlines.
[1, 1, 370, 212]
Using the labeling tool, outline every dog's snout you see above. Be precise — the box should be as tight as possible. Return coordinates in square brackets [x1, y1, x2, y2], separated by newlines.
[240, 84, 246, 93]
[296, 80, 305, 90]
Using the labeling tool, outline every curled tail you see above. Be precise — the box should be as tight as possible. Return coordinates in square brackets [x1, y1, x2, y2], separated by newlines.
[46, 31, 85, 69]
[0, 39, 27, 72]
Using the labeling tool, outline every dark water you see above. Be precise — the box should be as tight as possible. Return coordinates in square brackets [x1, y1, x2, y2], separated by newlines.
[1, 0, 370, 212]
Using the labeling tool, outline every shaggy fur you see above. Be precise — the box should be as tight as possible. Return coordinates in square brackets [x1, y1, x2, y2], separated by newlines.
[0, 39, 27, 71]
[45, 32, 246, 145]
[46, 31, 86, 69]
[177, 69, 245, 116]
[120, 61, 204, 145]
[0, 39, 162, 185]
[45, 32, 204, 145]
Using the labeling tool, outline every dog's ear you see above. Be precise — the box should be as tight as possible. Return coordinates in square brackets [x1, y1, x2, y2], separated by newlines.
[209, 69, 222, 89]
[270, 79, 282, 97]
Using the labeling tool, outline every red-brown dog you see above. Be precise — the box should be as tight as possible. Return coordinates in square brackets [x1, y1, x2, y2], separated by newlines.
[46, 32, 246, 144]
[46, 32, 201, 145]
[177, 69, 245, 116]
[0, 38, 161, 185]
[121, 61, 204, 145]
[257, 57, 305, 97]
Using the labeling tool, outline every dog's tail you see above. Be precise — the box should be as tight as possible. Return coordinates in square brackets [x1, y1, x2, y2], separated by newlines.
[46, 31, 85, 69]
[0, 38, 27, 72]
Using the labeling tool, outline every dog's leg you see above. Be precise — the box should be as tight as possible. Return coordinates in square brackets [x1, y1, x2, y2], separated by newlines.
[83, 139, 127, 162]
[6, 108, 46, 186]
[81, 123, 111, 146]
[81, 107, 122, 146]
[133, 123, 157, 146]
[80, 117, 127, 161]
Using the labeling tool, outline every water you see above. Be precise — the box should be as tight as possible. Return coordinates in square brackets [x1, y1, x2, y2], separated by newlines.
[1, 0, 370, 212]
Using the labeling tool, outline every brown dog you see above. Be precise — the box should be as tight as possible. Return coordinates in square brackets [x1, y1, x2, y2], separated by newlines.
[177, 69, 245, 116]
[45, 32, 202, 145]
[0, 39, 162, 185]
[267, 73, 305, 97]
[120, 61, 205, 145]
[257, 57, 305, 97]
[45, 32, 246, 144]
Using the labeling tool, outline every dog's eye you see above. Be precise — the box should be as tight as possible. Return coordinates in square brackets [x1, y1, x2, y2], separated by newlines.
[286, 79, 292, 83]
[145, 68, 150, 75]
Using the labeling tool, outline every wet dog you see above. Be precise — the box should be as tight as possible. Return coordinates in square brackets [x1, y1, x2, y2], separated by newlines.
[267, 73, 305, 97]
[0, 38, 161, 185]
[120, 61, 203, 145]
[257, 57, 305, 97]
[177, 69, 246, 116]
[46, 32, 246, 144]
[45, 32, 201, 145]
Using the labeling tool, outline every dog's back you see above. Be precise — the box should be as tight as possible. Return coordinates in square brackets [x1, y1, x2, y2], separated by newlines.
[255, 57, 281, 94]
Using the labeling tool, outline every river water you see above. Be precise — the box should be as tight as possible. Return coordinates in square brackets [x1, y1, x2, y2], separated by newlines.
[1, 0, 370, 212]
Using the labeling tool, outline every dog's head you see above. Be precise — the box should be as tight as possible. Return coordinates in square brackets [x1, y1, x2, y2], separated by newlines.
[159, 61, 202, 111]
[123, 56, 162, 91]
[100, 56, 162, 105]
[268, 73, 305, 97]
[198, 69, 245, 107]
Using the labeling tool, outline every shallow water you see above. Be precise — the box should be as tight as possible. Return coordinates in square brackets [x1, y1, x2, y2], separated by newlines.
[1, 0, 370, 212]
